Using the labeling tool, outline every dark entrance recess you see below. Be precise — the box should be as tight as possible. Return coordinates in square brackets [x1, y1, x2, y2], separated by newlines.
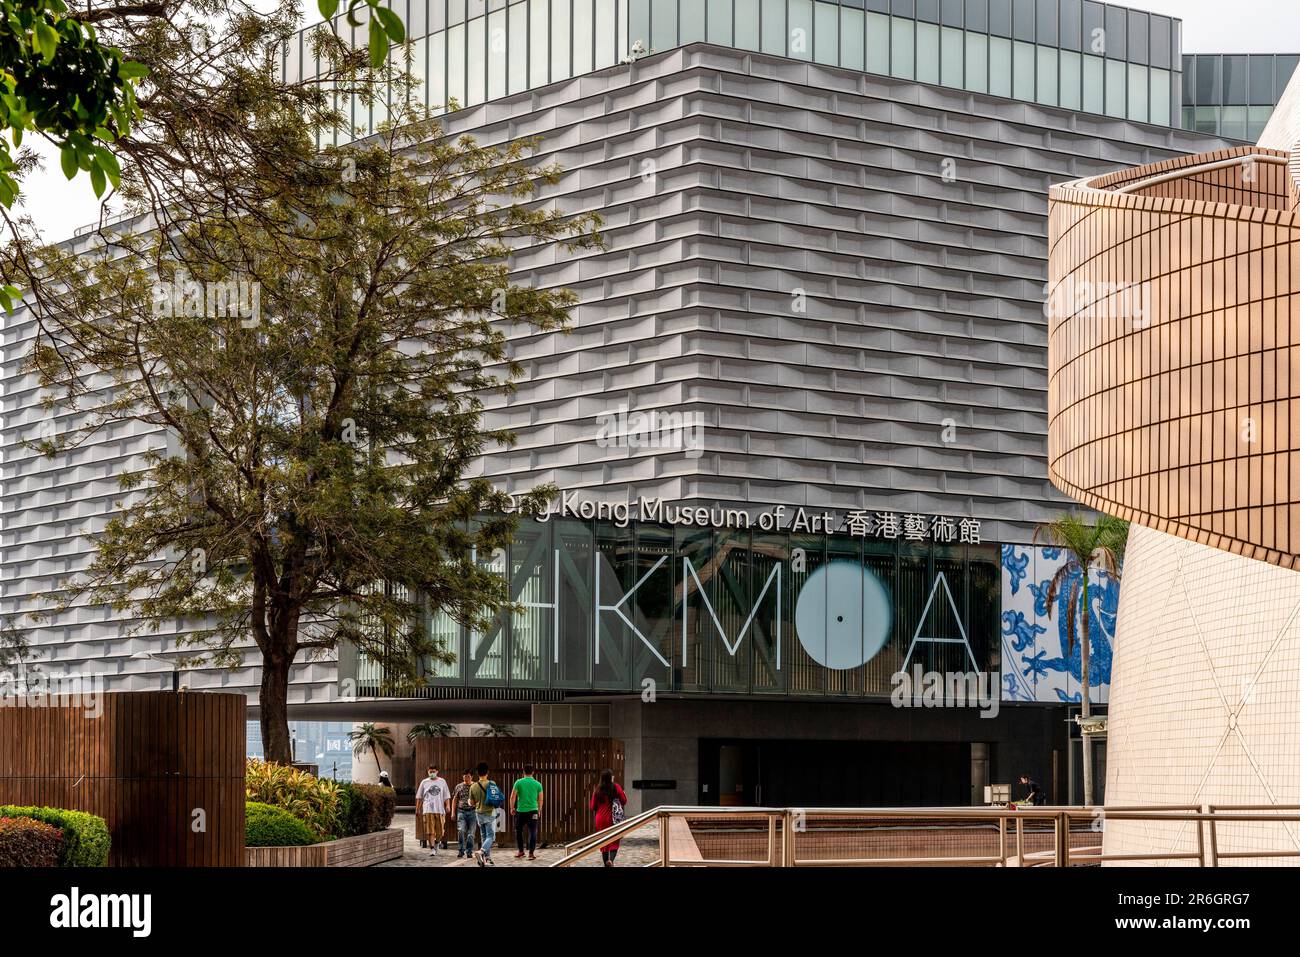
[699, 739, 971, 808]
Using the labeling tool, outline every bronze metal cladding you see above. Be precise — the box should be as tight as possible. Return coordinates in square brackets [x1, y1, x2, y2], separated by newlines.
[1047, 145, 1300, 570]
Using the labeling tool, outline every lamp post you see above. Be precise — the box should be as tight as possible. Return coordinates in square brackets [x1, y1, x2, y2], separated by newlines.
[131, 651, 181, 692]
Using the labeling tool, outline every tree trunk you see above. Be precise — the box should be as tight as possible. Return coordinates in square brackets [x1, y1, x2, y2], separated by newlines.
[1080, 575, 1093, 807]
[260, 651, 294, 766]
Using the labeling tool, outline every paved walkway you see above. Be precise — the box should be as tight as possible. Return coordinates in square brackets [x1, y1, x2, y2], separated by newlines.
[376, 810, 659, 868]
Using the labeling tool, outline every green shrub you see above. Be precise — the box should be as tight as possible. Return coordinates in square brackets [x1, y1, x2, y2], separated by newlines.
[0, 805, 111, 866]
[0, 816, 63, 866]
[333, 783, 396, 838]
[245, 802, 318, 847]
[245, 758, 340, 839]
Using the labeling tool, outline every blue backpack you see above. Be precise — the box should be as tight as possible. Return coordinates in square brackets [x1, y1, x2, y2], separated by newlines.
[484, 780, 505, 809]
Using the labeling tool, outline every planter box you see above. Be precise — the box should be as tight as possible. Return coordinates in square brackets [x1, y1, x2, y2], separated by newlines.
[246, 828, 404, 867]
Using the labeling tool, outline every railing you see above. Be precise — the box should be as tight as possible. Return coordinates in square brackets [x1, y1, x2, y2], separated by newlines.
[551, 805, 1300, 867]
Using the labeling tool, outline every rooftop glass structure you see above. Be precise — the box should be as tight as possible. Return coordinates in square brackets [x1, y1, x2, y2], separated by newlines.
[284, 0, 1188, 140]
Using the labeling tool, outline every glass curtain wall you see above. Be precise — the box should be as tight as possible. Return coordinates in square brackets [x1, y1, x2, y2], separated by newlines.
[284, 0, 1183, 143]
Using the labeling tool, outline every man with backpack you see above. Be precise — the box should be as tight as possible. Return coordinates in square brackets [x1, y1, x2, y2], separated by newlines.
[470, 761, 504, 866]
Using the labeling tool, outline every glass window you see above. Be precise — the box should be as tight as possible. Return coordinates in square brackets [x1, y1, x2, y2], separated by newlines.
[1059, 0, 1080, 51]
[1248, 105, 1272, 141]
[1250, 57, 1273, 105]
[429, 29, 446, 108]
[467, 16, 485, 104]
[941, 0, 962, 26]
[1034, 0, 1055, 45]
[762, 0, 784, 54]
[891, 16, 914, 79]
[1182, 56, 1195, 104]
[1150, 14, 1170, 70]
[736, 0, 760, 50]
[509, 2, 528, 90]
[651, 0, 676, 51]
[573, 0, 594, 74]
[409, 36, 429, 108]
[1150, 68, 1170, 125]
[1126, 63, 1147, 122]
[431, 0, 446, 32]
[1220, 105, 1247, 140]
[1277, 55, 1299, 100]
[965, 0, 987, 33]
[989, 35, 1011, 96]
[866, 0, 888, 9]
[1081, 0, 1103, 56]
[618, 0, 628, 60]
[964, 31, 987, 93]
[1060, 48, 1080, 109]
[529, 0, 548, 86]
[287, 32, 301, 84]
[1011, 0, 1032, 42]
[681, 0, 706, 42]
[1082, 51, 1101, 113]
[790, 0, 813, 60]
[1036, 45, 1056, 105]
[814, 2, 839, 64]
[988, 0, 1009, 37]
[1104, 57, 1124, 117]
[892, 0, 915, 14]
[1193, 105, 1218, 134]
[487, 8, 506, 98]
[1195, 55, 1220, 104]
[551, 0, 570, 79]
[917, 21, 939, 83]
[1012, 39, 1033, 101]
[1103, 4, 1124, 59]
[1127, 10, 1147, 65]
[595, 0, 616, 66]
[940, 25, 962, 87]
[630, 0, 650, 48]
[866, 11, 889, 73]
[448, 22, 466, 105]
[842, 7, 865, 70]
[1223, 55, 1248, 104]
[409, 0, 427, 38]
[917, 0, 938, 22]
[450, 0, 466, 24]
[708, 0, 733, 45]
[1180, 105, 1194, 129]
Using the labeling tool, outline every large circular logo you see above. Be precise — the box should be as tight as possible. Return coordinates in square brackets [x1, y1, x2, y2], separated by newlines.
[794, 561, 892, 670]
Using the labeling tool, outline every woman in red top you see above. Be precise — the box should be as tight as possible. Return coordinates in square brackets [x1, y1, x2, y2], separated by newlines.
[590, 768, 628, 866]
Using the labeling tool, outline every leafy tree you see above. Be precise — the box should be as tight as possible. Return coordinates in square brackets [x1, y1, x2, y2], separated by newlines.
[2, 7, 600, 764]
[0, 615, 39, 678]
[474, 723, 516, 738]
[347, 723, 394, 777]
[407, 722, 456, 745]
[1034, 512, 1128, 806]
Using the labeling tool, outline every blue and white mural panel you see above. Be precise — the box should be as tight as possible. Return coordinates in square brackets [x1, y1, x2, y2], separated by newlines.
[1000, 545, 1119, 704]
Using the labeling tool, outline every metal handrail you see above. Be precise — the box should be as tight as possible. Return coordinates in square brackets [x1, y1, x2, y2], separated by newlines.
[551, 804, 1300, 868]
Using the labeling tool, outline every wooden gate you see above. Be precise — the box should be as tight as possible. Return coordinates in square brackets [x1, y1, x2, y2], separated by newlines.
[0, 691, 246, 866]
[412, 737, 623, 845]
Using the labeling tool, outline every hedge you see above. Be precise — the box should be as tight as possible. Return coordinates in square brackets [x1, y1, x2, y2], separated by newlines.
[333, 783, 396, 838]
[0, 816, 63, 867]
[0, 806, 110, 867]
[246, 801, 318, 847]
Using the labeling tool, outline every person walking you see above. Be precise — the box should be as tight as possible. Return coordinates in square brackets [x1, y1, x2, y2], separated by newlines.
[469, 761, 502, 866]
[451, 768, 478, 859]
[415, 765, 451, 856]
[589, 768, 628, 867]
[510, 764, 544, 861]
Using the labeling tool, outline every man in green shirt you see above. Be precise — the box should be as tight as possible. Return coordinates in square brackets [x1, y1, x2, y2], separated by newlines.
[510, 764, 544, 860]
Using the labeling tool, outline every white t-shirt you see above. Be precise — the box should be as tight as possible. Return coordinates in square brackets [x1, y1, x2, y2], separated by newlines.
[416, 775, 451, 814]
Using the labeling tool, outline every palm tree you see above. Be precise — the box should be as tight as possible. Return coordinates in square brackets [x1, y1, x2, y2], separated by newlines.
[347, 723, 396, 778]
[474, 723, 516, 738]
[407, 722, 456, 755]
[1034, 512, 1128, 807]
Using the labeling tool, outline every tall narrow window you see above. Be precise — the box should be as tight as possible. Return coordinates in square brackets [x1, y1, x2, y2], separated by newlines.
[789, 0, 812, 60]
[552, 0, 572, 80]
[964, 31, 987, 93]
[940, 25, 962, 87]
[735, 0, 760, 50]
[708, 0, 733, 45]
[761, 0, 785, 55]
[429, 29, 446, 110]
[891, 16, 914, 79]
[814, 1, 838, 65]
[447, 22, 465, 106]
[467, 15, 485, 103]
[530, 0, 549, 87]
[866, 11, 889, 74]
[1035, 45, 1056, 105]
[595, 0, 616, 67]
[509, 1, 528, 92]
[652, 0, 677, 51]
[574, 0, 594, 75]
[681, 0, 705, 42]
[488, 8, 507, 98]
[989, 35, 1010, 96]
[841, 6, 865, 71]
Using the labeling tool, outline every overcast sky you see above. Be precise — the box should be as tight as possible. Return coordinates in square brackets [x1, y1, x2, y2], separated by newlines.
[18, 0, 1300, 243]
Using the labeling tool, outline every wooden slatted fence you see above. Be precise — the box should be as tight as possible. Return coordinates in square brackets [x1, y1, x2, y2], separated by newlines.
[0, 691, 246, 866]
